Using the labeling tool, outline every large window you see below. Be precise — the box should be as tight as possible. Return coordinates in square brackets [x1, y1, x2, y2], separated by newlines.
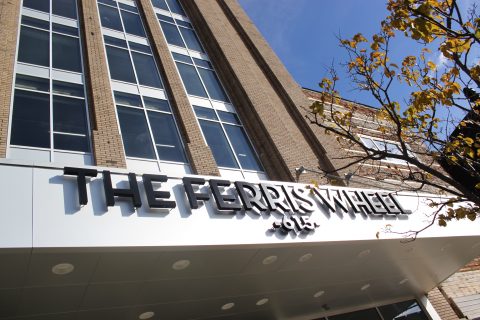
[98, 0, 146, 37]
[10, 0, 91, 159]
[157, 14, 203, 53]
[359, 136, 414, 165]
[326, 300, 428, 320]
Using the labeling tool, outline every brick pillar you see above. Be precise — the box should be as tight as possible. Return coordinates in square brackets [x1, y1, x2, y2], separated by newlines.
[137, 0, 219, 176]
[181, 0, 325, 183]
[428, 288, 460, 320]
[0, 0, 21, 158]
[79, 0, 127, 168]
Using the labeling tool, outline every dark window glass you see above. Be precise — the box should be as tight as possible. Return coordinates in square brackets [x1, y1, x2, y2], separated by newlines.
[53, 33, 82, 72]
[157, 14, 175, 23]
[218, 111, 239, 124]
[176, 63, 207, 98]
[53, 23, 78, 36]
[198, 68, 229, 102]
[144, 97, 169, 112]
[148, 111, 186, 162]
[18, 27, 49, 67]
[98, 4, 123, 32]
[11, 90, 50, 149]
[117, 106, 155, 159]
[119, 3, 137, 12]
[172, 52, 192, 64]
[53, 96, 87, 134]
[152, 0, 169, 11]
[329, 308, 382, 320]
[98, 0, 116, 5]
[16, 75, 50, 92]
[166, 0, 185, 15]
[179, 28, 203, 52]
[199, 120, 238, 168]
[193, 58, 212, 69]
[114, 92, 142, 107]
[378, 300, 428, 320]
[53, 81, 84, 97]
[23, 0, 49, 13]
[160, 21, 185, 47]
[129, 42, 151, 54]
[121, 10, 145, 37]
[104, 35, 128, 48]
[54, 134, 89, 152]
[22, 16, 49, 30]
[106, 46, 136, 83]
[193, 106, 217, 120]
[175, 20, 192, 28]
[224, 125, 261, 171]
[132, 52, 163, 88]
[52, 0, 78, 19]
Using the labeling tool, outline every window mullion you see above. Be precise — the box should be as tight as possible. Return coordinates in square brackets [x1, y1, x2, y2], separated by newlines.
[49, 0, 54, 161]
[140, 98, 162, 165]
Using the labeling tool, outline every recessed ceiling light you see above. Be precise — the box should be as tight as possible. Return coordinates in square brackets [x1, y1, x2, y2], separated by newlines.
[399, 278, 409, 285]
[172, 259, 190, 270]
[256, 298, 269, 306]
[313, 290, 325, 298]
[299, 253, 313, 263]
[357, 249, 371, 258]
[262, 255, 278, 265]
[138, 311, 155, 319]
[360, 283, 371, 291]
[221, 302, 235, 310]
[51, 263, 74, 275]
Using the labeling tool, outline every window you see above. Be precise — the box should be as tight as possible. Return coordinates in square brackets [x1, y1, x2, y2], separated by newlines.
[98, 0, 146, 37]
[115, 92, 187, 163]
[360, 136, 414, 165]
[152, 0, 185, 15]
[157, 14, 204, 53]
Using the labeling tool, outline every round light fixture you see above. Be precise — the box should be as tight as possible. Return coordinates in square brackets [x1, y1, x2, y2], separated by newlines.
[256, 298, 269, 306]
[221, 302, 235, 310]
[299, 253, 313, 263]
[357, 249, 371, 259]
[399, 278, 409, 285]
[313, 290, 325, 298]
[172, 259, 190, 270]
[51, 263, 74, 275]
[262, 255, 278, 265]
[138, 311, 155, 319]
[360, 284, 371, 291]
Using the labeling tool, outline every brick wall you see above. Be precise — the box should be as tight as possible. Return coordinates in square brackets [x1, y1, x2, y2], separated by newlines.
[428, 287, 460, 320]
[80, 0, 127, 168]
[0, 0, 21, 158]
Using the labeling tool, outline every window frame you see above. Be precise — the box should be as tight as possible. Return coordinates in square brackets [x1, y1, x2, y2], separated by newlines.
[359, 134, 415, 165]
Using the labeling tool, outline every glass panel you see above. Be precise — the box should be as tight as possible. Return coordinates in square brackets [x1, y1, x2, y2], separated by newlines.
[114, 92, 142, 107]
[172, 52, 192, 64]
[16, 75, 50, 92]
[378, 300, 428, 320]
[23, 0, 49, 13]
[98, 4, 123, 32]
[53, 33, 82, 72]
[121, 10, 146, 37]
[53, 23, 78, 36]
[18, 27, 49, 67]
[104, 35, 128, 48]
[148, 111, 186, 162]
[193, 58, 212, 69]
[129, 42, 151, 54]
[166, 0, 185, 15]
[193, 106, 218, 120]
[175, 20, 192, 28]
[360, 137, 376, 150]
[329, 308, 382, 320]
[52, 0, 78, 19]
[119, 3, 137, 13]
[152, 0, 169, 11]
[160, 21, 185, 47]
[98, 0, 117, 5]
[11, 90, 50, 149]
[53, 81, 84, 97]
[117, 106, 156, 159]
[144, 97, 170, 112]
[385, 141, 403, 155]
[176, 63, 207, 98]
[179, 27, 203, 52]
[198, 68, 229, 102]
[199, 120, 238, 168]
[21, 16, 49, 30]
[218, 111, 239, 125]
[54, 134, 89, 152]
[157, 13, 175, 23]
[224, 125, 262, 171]
[132, 52, 163, 88]
[106, 46, 136, 83]
[53, 95, 87, 134]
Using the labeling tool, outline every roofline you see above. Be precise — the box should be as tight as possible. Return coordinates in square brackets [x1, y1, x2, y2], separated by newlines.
[302, 87, 379, 111]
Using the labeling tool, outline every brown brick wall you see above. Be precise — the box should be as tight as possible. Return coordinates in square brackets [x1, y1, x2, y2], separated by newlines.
[137, 0, 219, 176]
[79, 0, 127, 168]
[428, 287, 460, 320]
[182, 0, 327, 183]
[0, 0, 21, 158]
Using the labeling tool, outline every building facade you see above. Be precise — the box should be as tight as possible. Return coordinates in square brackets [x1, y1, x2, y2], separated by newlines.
[0, 0, 478, 319]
